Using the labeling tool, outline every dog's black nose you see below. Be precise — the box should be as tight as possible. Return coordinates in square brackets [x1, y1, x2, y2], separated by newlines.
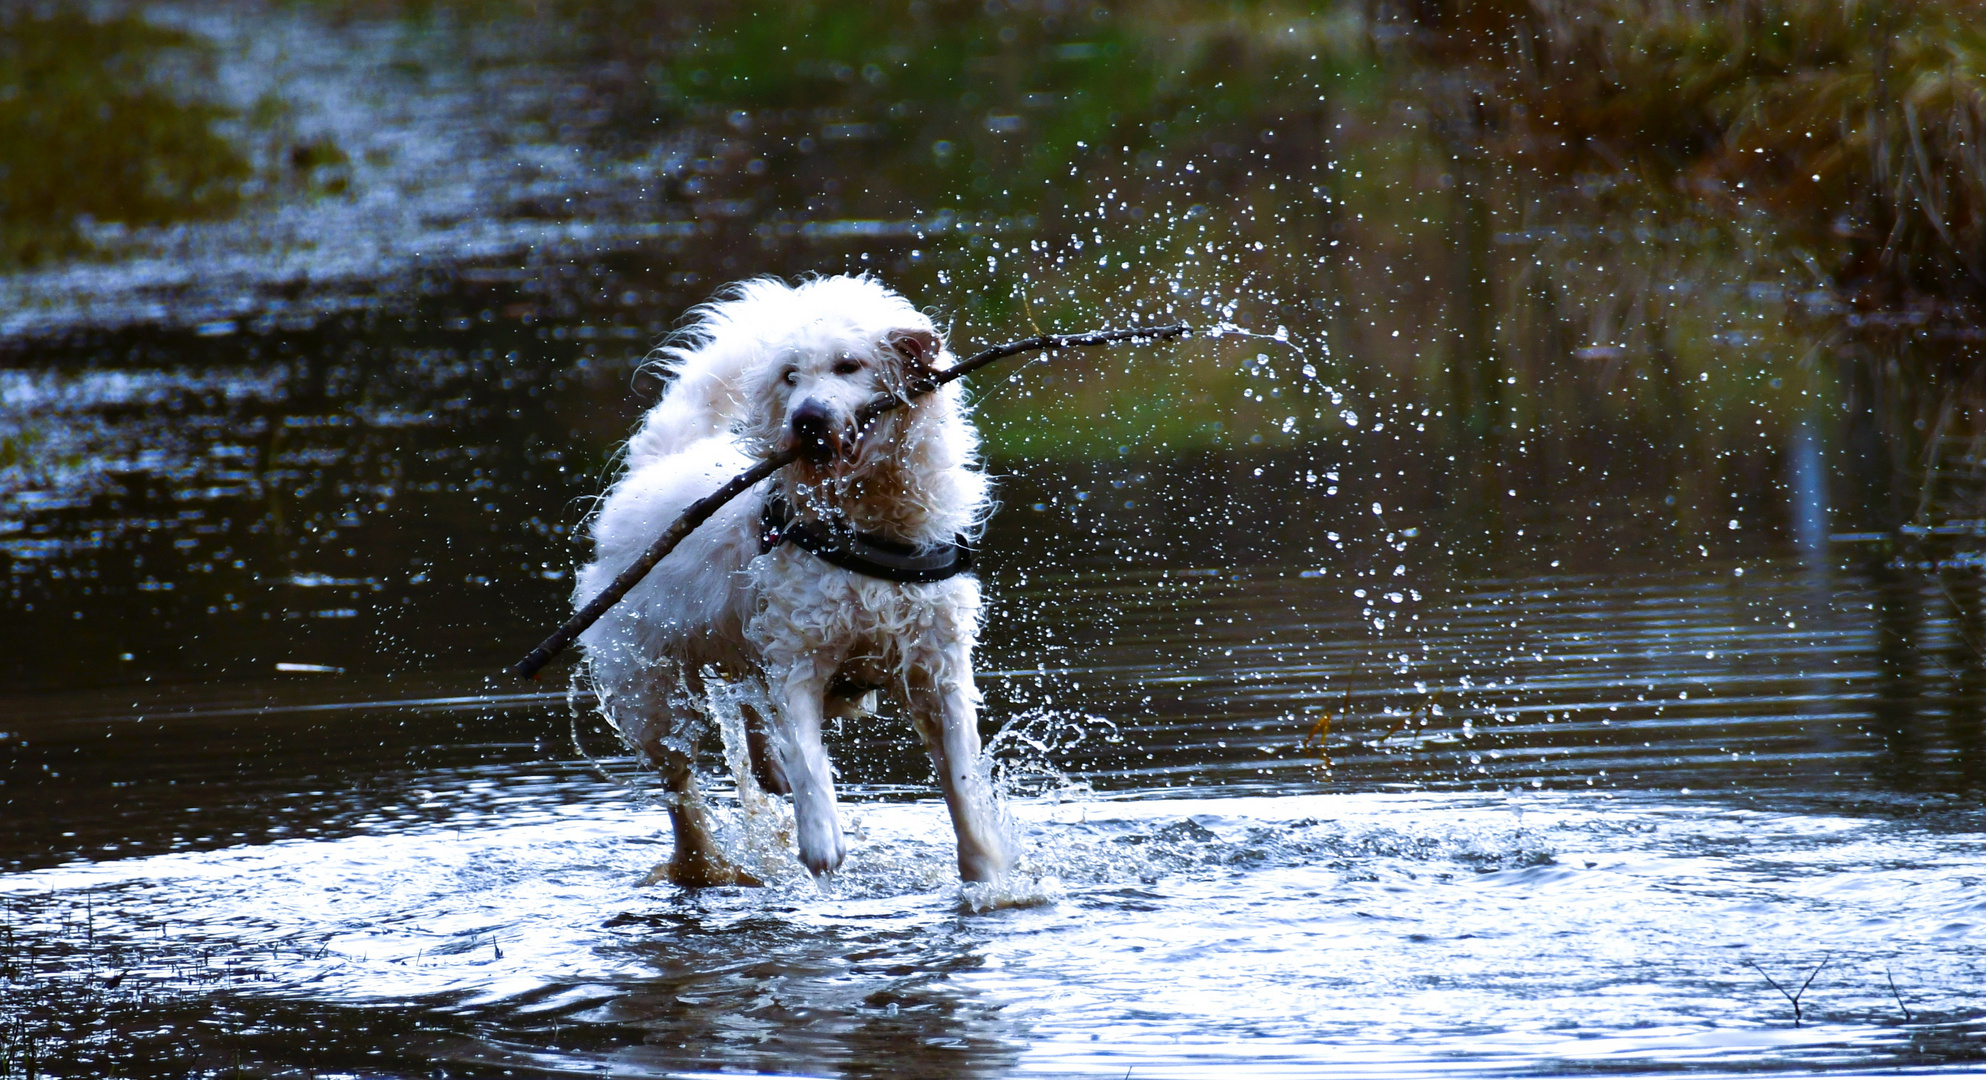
[792, 399, 836, 460]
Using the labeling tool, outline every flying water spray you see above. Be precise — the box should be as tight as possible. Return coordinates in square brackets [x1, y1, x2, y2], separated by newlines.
[513, 323, 1192, 679]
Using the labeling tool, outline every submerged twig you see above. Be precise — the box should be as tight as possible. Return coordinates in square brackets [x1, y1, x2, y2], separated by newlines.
[1301, 710, 1332, 753]
[1746, 954, 1831, 1026]
[1886, 965, 1914, 1022]
[1380, 691, 1439, 747]
[512, 323, 1192, 679]
[1301, 679, 1354, 766]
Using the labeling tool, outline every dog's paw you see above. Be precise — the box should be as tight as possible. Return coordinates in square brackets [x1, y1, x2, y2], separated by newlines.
[795, 815, 847, 878]
[643, 852, 764, 889]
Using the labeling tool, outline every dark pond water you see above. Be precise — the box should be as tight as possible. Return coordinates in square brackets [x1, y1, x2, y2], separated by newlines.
[5, 5, 1986, 1076]
[5, 252, 1986, 1077]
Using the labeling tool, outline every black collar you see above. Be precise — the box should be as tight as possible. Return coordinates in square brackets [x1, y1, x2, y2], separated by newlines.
[760, 494, 974, 584]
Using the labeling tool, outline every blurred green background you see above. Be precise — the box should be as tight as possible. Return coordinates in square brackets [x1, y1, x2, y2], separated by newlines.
[4, 0, 1983, 525]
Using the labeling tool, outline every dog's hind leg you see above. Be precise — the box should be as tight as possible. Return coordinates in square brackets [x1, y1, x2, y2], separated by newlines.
[767, 657, 847, 876]
[632, 738, 763, 888]
[740, 699, 791, 796]
[623, 669, 762, 889]
[907, 641, 1008, 883]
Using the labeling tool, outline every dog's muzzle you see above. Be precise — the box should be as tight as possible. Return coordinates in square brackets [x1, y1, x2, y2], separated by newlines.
[790, 399, 845, 463]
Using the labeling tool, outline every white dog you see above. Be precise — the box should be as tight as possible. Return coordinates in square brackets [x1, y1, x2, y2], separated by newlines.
[574, 275, 1007, 886]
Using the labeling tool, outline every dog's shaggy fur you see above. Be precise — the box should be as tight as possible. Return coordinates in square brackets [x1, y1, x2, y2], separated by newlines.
[574, 275, 1006, 885]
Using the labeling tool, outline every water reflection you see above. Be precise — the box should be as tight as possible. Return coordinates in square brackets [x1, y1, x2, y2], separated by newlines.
[4, 790, 1984, 1076]
[582, 909, 1020, 1079]
[11, 267, 1986, 867]
[1947, 569, 1986, 792]
[1869, 560, 1926, 789]
[1788, 417, 1830, 558]
[14, 273, 1986, 1069]
[8, 1, 1986, 1072]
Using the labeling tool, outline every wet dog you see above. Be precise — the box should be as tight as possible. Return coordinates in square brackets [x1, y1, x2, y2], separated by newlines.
[574, 275, 1007, 886]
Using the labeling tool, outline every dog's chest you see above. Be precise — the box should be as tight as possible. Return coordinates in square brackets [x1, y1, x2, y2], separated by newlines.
[744, 547, 979, 661]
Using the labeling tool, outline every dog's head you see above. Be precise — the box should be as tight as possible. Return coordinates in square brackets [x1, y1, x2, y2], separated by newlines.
[737, 277, 950, 476]
[770, 327, 938, 467]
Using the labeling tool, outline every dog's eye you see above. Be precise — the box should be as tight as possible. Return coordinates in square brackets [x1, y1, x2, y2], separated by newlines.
[782, 369, 799, 385]
[832, 359, 862, 376]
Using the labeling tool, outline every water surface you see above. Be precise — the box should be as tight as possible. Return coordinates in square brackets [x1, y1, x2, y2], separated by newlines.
[5, 272, 1986, 1075]
[4, 6, 1986, 1070]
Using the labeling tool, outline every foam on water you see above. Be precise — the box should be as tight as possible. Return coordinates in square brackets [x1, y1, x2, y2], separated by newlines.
[3, 786, 1983, 1075]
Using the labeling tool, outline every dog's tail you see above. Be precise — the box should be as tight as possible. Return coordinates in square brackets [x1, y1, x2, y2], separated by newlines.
[624, 277, 794, 465]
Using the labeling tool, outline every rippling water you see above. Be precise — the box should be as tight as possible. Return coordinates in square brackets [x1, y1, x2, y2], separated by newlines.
[6, 207, 1986, 1077]
[4, 777, 1985, 1076]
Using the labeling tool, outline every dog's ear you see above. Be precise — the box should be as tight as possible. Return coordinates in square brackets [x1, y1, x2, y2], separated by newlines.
[886, 328, 942, 390]
[887, 328, 939, 369]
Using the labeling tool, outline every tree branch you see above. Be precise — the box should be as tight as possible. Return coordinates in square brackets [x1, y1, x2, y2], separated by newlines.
[512, 323, 1191, 679]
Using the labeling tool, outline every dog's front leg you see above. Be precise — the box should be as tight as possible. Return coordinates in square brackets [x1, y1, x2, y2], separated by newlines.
[908, 643, 1008, 883]
[770, 656, 847, 876]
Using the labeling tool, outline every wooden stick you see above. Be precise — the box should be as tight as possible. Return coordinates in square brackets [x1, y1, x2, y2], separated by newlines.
[512, 323, 1191, 679]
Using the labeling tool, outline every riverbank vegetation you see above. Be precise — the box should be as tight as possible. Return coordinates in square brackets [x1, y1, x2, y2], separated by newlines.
[458, 0, 1985, 511]
[0, 10, 247, 266]
[9, 0, 1984, 526]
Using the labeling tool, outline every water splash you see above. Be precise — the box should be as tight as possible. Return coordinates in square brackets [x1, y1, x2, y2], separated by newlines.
[706, 675, 807, 886]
